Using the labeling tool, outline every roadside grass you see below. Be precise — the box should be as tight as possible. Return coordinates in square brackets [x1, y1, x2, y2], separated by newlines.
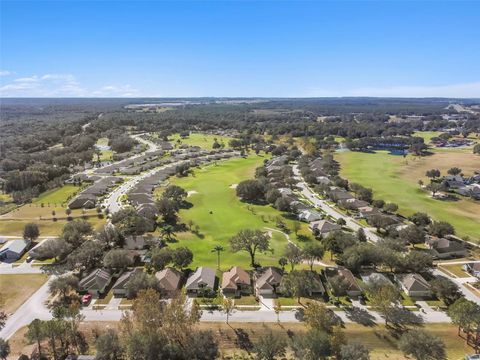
[0, 274, 48, 313]
[439, 264, 471, 278]
[32, 185, 82, 205]
[169, 132, 233, 150]
[7, 321, 470, 359]
[94, 290, 114, 305]
[166, 156, 315, 269]
[336, 150, 480, 243]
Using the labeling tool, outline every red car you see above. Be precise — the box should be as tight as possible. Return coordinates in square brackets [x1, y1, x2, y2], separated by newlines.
[81, 294, 92, 306]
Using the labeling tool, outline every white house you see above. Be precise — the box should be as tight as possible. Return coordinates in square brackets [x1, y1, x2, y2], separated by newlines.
[0, 239, 31, 261]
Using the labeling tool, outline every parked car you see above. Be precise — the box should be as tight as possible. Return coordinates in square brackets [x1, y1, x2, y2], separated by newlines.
[82, 294, 92, 306]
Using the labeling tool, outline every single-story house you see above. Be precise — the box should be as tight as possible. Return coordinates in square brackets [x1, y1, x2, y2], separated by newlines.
[316, 176, 331, 185]
[463, 263, 480, 278]
[255, 267, 283, 297]
[222, 266, 251, 297]
[185, 267, 216, 295]
[397, 273, 431, 297]
[123, 235, 151, 250]
[328, 267, 362, 297]
[0, 239, 31, 261]
[357, 206, 380, 218]
[156, 267, 182, 296]
[68, 194, 97, 209]
[426, 237, 467, 259]
[340, 198, 370, 210]
[298, 209, 323, 223]
[79, 268, 113, 298]
[112, 268, 142, 298]
[328, 189, 354, 203]
[360, 272, 392, 286]
[309, 220, 342, 235]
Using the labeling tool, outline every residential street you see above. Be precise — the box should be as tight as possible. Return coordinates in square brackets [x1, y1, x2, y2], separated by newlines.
[292, 165, 381, 243]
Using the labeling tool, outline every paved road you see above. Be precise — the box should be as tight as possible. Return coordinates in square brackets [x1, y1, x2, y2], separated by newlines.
[292, 165, 381, 243]
[433, 268, 480, 305]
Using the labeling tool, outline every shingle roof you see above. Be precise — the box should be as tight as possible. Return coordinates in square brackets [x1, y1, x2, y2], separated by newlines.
[256, 267, 282, 290]
[156, 268, 182, 292]
[79, 268, 112, 292]
[222, 267, 250, 290]
[400, 273, 430, 292]
[185, 267, 216, 290]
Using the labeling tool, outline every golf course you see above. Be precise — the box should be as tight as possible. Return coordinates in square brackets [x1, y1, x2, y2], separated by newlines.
[166, 155, 314, 269]
[336, 149, 480, 243]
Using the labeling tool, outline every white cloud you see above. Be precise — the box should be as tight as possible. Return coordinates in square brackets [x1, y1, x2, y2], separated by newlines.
[306, 82, 480, 98]
[0, 73, 139, 97]
[0, 70, 12, 76]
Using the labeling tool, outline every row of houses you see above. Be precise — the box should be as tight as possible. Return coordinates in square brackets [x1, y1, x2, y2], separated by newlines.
[79, 263, 438, 301]
[443, 173, 480, 200]
[68, 176, 123, 209]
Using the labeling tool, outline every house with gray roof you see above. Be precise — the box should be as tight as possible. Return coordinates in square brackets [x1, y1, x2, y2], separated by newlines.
[396, 273, 431, 297]
[79, 268, 113, 298]
[185, 267, 216, 295]
[298, 209, 323, 223]
[112, 268, 142, 298]
[426, 237, 467, 259]
[309, 220, 342, 235]
[0, 239, 31, 261]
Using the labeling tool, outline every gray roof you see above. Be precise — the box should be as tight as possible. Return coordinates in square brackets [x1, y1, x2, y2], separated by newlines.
[185, 267, 216, 290]
[0, 239, 30, 255]
[79, 268, 112, 292]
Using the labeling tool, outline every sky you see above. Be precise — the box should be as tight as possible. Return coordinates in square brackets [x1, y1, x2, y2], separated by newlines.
[1, 0, 480, 98]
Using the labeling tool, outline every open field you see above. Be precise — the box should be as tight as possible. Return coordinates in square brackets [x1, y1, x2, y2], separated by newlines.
[168, 132, 233, 150]
[32, 185, 82, 205]
[7, 322, 470, 359]
[165, 156, 314, 269]
[93, 137, 114, 161]
[336, 150, 480, 243]
[0, 274, 48, 314]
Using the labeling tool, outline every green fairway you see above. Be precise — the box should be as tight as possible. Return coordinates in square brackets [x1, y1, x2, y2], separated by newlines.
[169, 132, 233, 150]
[336, 150, 480, 243]
[166, 156, 313, 269]
[33, 185, 81, 205]
[413, 131, 442, 143]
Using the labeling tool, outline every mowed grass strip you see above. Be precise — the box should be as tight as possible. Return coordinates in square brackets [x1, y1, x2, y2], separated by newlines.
[336, 150, 480, 243]
[0, 274, 48, 314]
[167, 156, 313, 269]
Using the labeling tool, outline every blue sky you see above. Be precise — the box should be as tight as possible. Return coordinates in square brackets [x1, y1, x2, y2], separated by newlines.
[1, 1, 479, 97]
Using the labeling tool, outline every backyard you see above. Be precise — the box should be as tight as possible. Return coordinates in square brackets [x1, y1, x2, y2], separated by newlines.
[336, 150, 480, 243]
[164, 156, 314, 269]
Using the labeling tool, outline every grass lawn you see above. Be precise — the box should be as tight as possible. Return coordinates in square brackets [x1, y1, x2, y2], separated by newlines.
[166, 156, 314, 269]
[234, 295, 259, 306]
[336, 150, 480, 243]
[0, 274, 48, 313]
[0, 216, 106, 236]
[169, 132, 233, 150]
[413, 131, 443, 143]
[7, 321, 470, 359]
[439, 264, 471, 278]
[32, 185, 82, 206]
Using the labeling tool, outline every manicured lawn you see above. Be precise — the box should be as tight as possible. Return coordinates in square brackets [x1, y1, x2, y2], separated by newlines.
[336, 150, 480, 243]
[413, 131, 443, 143]
[234, 295, 259, 306]
[167, 156, 314, 269]
[169, 132, 233, 150]
[33, 185, 82, 205]
[439, 264, 471, 278]
[0, 274, 48, 313]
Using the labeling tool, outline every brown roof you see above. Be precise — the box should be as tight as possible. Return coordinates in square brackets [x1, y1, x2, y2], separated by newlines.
[155, 267, 182, 292]
[222, 266, 250, 290]
[256, 267, 282, 291]
[400, 273, 430, 292]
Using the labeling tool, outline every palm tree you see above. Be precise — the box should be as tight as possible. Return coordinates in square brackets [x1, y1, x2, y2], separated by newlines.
[212, 245, 225, 269]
